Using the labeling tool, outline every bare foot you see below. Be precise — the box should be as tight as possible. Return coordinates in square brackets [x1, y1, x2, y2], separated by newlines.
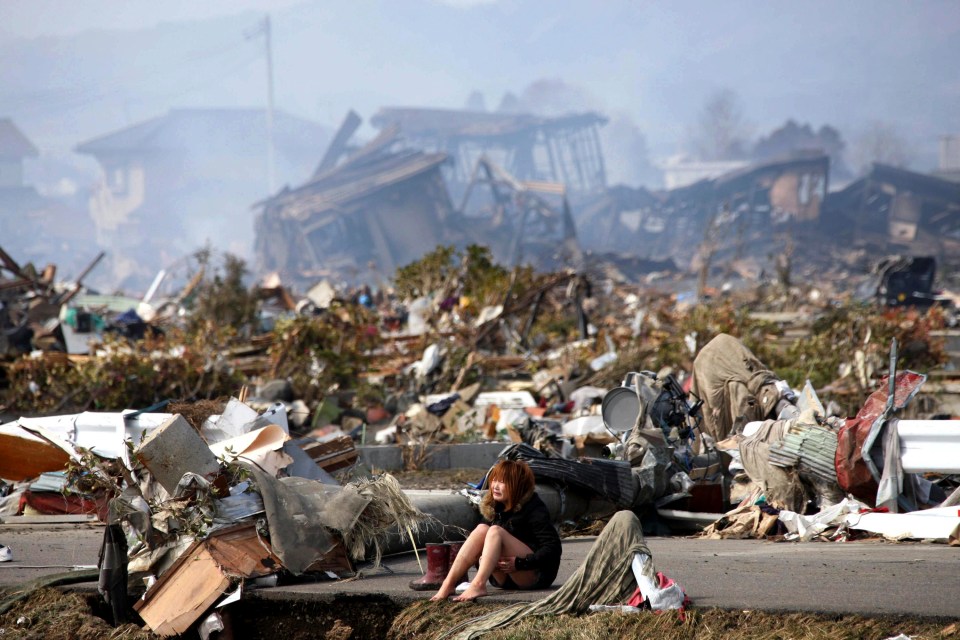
[452, 584, 488, 602]
[430, 586, 454, 601]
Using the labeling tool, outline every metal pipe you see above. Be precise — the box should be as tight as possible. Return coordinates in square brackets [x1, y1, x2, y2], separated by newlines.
[374, 484, 610, 557]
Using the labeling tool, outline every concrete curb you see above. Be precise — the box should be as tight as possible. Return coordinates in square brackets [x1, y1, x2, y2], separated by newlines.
[357, 443, 506, 471]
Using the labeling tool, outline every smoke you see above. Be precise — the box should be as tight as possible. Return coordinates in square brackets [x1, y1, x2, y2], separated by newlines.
[495, 77, 661, 187]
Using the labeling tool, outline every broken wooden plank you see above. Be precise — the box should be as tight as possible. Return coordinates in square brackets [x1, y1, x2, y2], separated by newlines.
[300, 436, 358, 473]
[134, 522, 281, 636]
[134, 544, 230, 637]
[313, 109, 362, 177]
[203, 523, 282, 578]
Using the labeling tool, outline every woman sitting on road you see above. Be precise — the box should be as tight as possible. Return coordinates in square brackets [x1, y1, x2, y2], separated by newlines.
[431, 459, 562, 602]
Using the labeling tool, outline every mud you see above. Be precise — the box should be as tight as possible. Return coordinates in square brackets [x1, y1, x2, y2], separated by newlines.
[1, 586, 957, 640]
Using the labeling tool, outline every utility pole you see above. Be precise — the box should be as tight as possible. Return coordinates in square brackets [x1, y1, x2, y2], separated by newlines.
[244, 15, 277, 194]
[246, 15, 276, 193]
[263, 14, 276, 194]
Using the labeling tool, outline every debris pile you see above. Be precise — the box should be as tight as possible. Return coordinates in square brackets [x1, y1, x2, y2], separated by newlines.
[1, 226, 959, 636]
[0, 397, 428, 636]
[696, 337, 960, 545]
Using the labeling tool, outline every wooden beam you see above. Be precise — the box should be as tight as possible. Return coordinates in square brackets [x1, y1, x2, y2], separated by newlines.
[313, 110, 362, 178]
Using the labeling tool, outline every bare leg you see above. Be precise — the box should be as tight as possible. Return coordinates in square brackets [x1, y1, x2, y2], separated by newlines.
[454, 525, 535, 602]
[430, 524, 489, 601]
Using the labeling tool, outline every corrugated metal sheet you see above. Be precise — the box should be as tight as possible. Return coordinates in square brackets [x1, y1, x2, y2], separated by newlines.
[768, 423, 838, 484]
[370, 107, 607, 139]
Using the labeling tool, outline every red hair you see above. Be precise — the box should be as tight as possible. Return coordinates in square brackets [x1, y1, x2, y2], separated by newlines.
[486, 459, 535, 512]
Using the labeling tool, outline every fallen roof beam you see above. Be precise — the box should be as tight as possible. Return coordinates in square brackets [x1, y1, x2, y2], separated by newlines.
[312, 110, 362, 178]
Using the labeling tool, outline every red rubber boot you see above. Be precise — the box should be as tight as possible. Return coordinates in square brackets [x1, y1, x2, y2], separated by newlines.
[408, 543, 450, 591]
[445, 541, 468, 585]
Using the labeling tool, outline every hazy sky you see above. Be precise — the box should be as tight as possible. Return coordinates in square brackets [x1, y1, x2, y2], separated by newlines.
[2, 0, 958, 165]
[0, 0, 305, 37]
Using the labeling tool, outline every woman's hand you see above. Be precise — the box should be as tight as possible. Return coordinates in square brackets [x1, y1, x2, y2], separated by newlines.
[496, 556, 516, 573]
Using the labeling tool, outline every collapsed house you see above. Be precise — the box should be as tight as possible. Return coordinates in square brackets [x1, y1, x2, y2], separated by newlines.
[456, 157, 581, 271]
[254, 136, 452, 284]
[823, 163, 960, 262]
[260, 109, 950, 289]
[575, 154, 960, 289]
[573, 153, 830, 274]
[254, 111, 586, 286]
[370, 107, 609, 196]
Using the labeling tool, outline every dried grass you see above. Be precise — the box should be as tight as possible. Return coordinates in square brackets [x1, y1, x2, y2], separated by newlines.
[388, 603, 960, 640]
[2, 587, 956, 640]
[388, 600, 503, 640]
[0, 588, 159, 640]
[168, 398, 227, 431]
[344, 473, 433, 567]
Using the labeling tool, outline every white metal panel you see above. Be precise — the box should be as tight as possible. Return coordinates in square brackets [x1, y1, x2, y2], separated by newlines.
[898, 420, 960, 474]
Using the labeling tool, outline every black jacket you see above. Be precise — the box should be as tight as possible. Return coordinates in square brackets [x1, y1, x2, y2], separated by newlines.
[483, 491, 562, 587]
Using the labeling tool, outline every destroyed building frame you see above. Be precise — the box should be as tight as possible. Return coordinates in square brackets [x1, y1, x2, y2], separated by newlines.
[825, 162, 960, 260]
[370, 107, 609, 195]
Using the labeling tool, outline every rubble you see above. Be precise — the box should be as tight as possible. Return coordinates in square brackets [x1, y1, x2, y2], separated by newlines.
[0, 397, 432, 635]
[1, 212, 959, 635]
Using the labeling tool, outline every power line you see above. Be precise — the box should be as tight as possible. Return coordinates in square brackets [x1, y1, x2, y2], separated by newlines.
[0, 7, 327, 123]
[0, 31, 260, 115]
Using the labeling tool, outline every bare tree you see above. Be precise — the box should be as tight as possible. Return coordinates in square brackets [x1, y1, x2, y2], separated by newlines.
[850, 121, 914, 174]
[695, 203, 728, 299]
[689, 89, 752, 161]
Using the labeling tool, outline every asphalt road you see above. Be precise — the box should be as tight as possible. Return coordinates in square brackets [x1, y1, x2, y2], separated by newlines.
[1, 523, 958, 619]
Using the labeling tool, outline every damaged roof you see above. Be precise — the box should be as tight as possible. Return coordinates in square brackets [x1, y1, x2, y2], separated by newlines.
[866, 162, 960, 201]
[261, 149, 448, 220]
[370, 107, 607, 140]
[711, 153, 830, 191]
[75, 108, 329, 155]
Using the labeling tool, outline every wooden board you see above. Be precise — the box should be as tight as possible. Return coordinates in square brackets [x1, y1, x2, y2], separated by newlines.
[204, 523, 282, 578]
[135, 544, 230, 637]
[134, 522, 281, 636]
[301, 436, 358, 473]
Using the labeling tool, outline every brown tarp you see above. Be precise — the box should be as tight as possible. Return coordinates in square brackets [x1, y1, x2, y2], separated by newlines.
[738, 419, 807, 511]
[690, 333, 781, 445]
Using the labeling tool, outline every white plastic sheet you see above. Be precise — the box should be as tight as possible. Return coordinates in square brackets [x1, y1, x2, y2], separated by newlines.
[778, 497, 869, 541]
